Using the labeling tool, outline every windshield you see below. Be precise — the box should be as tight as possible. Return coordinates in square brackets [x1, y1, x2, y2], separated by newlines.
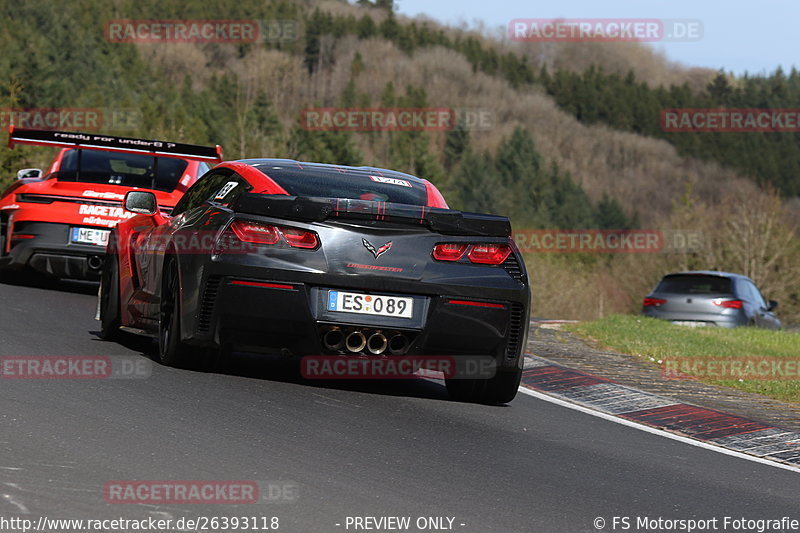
[54, 149, 188, 192]
[656, 274, 733, 295]
[250, 163, 428, 206]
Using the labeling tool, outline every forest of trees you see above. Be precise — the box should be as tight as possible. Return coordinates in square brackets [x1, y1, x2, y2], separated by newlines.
[539, 67, 800, 197]
[1, 0, 797, 320]
[299, 6, 800, 198]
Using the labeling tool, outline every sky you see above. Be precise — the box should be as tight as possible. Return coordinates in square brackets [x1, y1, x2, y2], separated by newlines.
[394, 0, 796, 76]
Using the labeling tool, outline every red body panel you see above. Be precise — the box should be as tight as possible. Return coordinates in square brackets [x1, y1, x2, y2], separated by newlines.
[216, 161, 290, 195]
[114, 212, 168, 327]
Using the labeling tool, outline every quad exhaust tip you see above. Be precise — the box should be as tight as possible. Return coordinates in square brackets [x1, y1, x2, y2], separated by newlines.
[323, 327, 410, 355]
[367, 332, 388, 355]
[388, 334, 409, 355]
[323, 328, 345, 351]
[345, 331, 367, 353]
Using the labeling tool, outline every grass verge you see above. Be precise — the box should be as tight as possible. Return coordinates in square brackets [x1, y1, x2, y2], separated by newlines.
[566, 315, 800, 403]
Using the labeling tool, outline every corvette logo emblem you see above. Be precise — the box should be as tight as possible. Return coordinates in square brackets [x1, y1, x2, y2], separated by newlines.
[362, 238, 392, 259]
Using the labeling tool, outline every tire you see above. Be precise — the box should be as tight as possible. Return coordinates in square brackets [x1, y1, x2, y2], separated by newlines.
[446, 368, 523, 405]
[445, 377, 484, 403]
[98, 247, 121, 341]
[483, 368, 523, 404]
[157, 258, 191, 368]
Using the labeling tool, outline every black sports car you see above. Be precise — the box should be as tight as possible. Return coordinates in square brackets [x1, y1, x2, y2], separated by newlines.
[98, 159, 530, 403]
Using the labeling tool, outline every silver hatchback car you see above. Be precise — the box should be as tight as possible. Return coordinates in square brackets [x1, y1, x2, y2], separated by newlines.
[642, 271, 781, 330]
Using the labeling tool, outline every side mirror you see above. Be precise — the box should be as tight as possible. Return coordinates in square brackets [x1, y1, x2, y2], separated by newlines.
[17, 168, 42, 180]
[767, 300, 778, 312]
[124, 191, 158, 215]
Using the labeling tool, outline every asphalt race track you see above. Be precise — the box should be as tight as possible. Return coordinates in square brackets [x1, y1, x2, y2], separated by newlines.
[1, 278, 800, 533]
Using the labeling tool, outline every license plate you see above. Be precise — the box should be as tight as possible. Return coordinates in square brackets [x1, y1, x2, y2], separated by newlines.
[327, 290, 413, 319]
[672, 320, 707, 327]
[70, 227, 110, 246]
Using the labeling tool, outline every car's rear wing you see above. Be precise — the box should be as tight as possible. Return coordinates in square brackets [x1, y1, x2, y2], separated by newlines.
[8, 126, 224, 163]
[232, 193, 512, 237]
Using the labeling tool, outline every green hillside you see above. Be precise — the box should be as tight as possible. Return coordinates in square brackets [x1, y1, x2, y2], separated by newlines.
[1, 0, 798, 322]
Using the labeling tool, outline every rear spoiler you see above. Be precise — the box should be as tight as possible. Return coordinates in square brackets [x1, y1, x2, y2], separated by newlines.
[8, 126, 224, 163]
[232, 194, 512, 237]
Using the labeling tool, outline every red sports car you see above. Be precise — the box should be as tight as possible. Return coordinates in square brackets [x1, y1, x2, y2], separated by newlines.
[0, 127, 223, 279]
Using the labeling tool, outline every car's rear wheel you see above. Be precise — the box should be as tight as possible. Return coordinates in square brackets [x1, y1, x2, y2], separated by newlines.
[446, 368, 522, 405]
[483, 368, 523, 404]
[445, 377, 482, 403]
[158, 258, 191, 368]
[98, 241, 121, 341]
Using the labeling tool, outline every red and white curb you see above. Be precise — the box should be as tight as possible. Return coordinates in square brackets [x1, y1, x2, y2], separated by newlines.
[520, 356, 800, 471]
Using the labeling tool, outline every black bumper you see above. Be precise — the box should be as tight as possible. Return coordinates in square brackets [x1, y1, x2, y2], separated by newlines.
[0, 222, 107, 280]
[186, 269, 529, 371]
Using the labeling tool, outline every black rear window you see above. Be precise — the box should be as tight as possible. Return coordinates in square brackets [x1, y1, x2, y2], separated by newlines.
[253, 164, 428, 206]
[55, 149, 188, 192]
[656, 274, 733, 295]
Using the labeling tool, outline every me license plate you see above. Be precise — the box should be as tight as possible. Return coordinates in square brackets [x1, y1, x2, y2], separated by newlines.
[327, 290, 413, 319]
[70, 227, 110, 247]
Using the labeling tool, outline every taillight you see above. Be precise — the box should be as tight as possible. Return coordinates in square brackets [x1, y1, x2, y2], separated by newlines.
[432, 243, 468, 261]
[467, 244, 511, 264]
[446, 299, 506, 309]
[230, 220, 318, 249]
[713, 299, 743, 309]
[432, 243, 511, 264]
[643, 297, 667, 307]
[280, 227, 318, 249]
[231, 220, 279, 244]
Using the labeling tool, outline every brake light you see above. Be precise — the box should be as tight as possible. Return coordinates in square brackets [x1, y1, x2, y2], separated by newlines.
[713, 299, 743, 309]
[447, 299, 506, 309]
[230, 280, 296, 290]
[432, 243, 468, 261]
[231, 220, 279, 244]
[230, 220, 318, 249]
[467, 244, 511, 264]
[643, 298, 667, 307]
[433, 243, 512, 264]
[280, 227, 318, 249]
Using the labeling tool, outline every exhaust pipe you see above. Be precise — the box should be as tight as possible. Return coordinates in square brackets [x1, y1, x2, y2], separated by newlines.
[388, 334, 409, 355]
[323, 328, 345, 351]
[345, 331, 367, 353]
[367, 332, 388, 355]
[87, 255, 104, 271]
